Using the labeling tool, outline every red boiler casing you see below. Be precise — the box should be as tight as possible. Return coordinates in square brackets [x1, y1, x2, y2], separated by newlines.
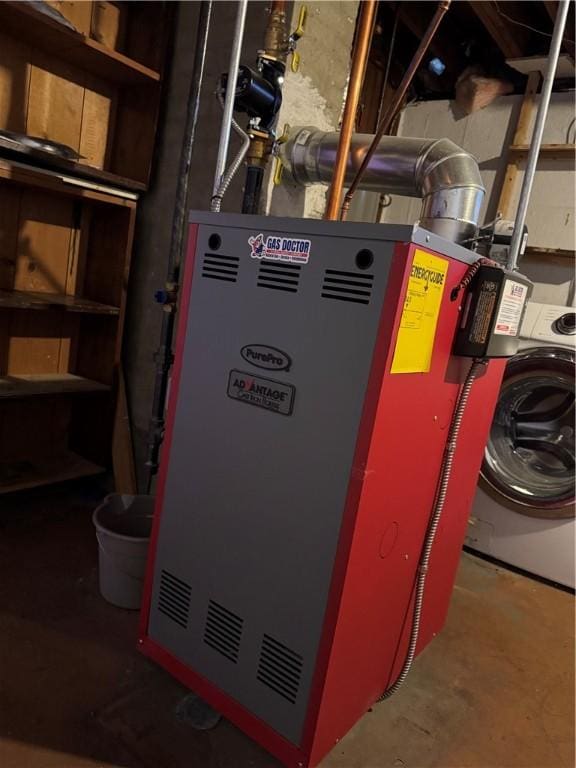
[139, 214, 506, 767]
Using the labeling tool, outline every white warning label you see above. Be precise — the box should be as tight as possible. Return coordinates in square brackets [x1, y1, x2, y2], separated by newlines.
[493, 279, 528, 336]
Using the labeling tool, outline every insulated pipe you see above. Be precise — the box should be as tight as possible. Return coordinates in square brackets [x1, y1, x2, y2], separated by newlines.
[341, 0, 451, 220]
[324, 0, 377, 220]
[507, 0, 570, 270]
[212, 0, 248, 198]
[282, 129, 485, 243]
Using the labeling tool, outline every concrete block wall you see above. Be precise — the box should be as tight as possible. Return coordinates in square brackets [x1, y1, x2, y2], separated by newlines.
[377, 96, 576, 305]
[350, 94, 575, 306]
[381, 95, 576, 253]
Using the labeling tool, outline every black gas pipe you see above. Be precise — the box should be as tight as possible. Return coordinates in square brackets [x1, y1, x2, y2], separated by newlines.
[145, 1, 213, 492]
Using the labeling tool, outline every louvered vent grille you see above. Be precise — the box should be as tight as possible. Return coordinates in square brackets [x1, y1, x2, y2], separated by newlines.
[203, 600, 244, 663]
[157, 570, 191, 629]
[201, 253, 239, 283]
[257, 634, 303, 704]
[257, 261, 301, 293]
[321, 269, 373, 305]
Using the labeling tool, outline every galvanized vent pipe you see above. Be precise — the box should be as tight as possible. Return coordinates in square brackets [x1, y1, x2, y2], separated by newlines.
[282, 128, 485, 243]
[212, 0, 248, 199]
[507, 0, 570, 270]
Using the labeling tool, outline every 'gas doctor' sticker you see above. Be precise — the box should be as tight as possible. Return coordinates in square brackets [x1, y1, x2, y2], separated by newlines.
[248, 233, 311, 264]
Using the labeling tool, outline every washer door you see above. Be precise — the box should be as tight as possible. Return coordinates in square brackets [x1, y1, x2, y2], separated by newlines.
[481, 347, 575, 518]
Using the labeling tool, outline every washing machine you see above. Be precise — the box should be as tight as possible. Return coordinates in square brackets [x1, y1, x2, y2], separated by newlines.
[467, 301, 575, 588]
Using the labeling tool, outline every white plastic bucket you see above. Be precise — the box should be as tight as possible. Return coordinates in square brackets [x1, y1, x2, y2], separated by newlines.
[93, 494, 154, 610]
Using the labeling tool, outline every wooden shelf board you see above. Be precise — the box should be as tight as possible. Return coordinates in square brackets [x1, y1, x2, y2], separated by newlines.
[524, 246, 575, 260]
[0, 2, 160, 85]
[0, 451, 104, 494]
[0, 145, 145, 197]
[0, 290, 120, 315]
[509, 143, 576, 156]
[0, 374, 110, 399]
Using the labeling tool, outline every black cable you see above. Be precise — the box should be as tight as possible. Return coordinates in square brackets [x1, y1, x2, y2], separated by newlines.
[375, 5, 400, 129]
[492, 0, 576, 45]
[374, 6, 399, 223]
[566, 116, 575, 145]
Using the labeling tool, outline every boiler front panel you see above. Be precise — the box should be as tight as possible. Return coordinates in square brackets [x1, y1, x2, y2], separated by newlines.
[149, 220, 395, 743]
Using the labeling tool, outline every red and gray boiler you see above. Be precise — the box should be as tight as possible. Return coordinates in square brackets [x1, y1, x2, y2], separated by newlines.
[139, 212, 516, 767]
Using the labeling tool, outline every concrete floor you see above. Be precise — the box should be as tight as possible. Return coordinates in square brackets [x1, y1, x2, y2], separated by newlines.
[0, 483, 574, 768]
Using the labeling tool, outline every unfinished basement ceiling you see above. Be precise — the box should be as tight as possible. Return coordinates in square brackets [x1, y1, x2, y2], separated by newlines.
[359, 0, 575, 131]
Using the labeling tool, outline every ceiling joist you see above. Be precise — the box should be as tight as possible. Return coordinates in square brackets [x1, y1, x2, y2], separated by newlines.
[542, 0, 576, 57]
[467, 1, 530, 58]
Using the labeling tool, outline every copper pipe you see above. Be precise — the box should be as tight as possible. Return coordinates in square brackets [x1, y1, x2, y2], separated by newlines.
[340, 0, 451, 220]
[246, 0, 290, 212]
[263, 0, 289, 62]
[324, 0, 377, 220]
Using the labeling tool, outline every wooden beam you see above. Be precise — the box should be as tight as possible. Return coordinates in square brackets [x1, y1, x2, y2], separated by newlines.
[112, 367, 137, 494]
[468, 1, 529, 58]
[542, 1, 558, 21]
[525, 245, 575, 260]
[497, 71, 541, 218]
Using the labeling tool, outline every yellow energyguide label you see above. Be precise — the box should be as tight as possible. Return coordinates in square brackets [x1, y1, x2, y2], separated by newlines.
[391, 249, 449, 374]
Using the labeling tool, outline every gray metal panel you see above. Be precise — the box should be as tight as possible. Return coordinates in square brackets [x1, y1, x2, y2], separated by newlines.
[187, 211, 478, 266]
[149, 219, 396, 744]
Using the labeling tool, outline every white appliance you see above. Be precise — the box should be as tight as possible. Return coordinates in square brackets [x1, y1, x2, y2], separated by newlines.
[467, 302, 575, 588]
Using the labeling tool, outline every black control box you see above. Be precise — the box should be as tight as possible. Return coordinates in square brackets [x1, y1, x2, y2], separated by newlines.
[453, 265, 532, 358]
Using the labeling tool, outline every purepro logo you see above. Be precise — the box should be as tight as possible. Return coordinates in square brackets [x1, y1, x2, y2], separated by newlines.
[241, 344, 291, 372]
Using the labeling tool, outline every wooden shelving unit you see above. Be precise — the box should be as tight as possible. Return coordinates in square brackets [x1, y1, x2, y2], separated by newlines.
[0, 159, 136, 492]
[0, 2, 161, 84]
[0, 1, 171, 494]
[0, 0, 170, 188]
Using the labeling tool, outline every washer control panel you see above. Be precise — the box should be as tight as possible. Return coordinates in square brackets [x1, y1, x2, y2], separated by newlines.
[521, 302, 576, 345]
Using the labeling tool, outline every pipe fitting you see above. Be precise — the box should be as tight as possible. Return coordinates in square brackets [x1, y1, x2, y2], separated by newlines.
[281, 127, 485, 243]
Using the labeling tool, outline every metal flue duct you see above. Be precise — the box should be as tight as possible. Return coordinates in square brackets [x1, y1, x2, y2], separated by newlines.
[281, 128, 485, 243]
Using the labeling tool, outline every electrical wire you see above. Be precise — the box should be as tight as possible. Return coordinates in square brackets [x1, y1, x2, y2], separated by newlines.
[375, 5, 400, 128]
[373, 6, 400, 224]
[566, 116, 576, 144]
[492, 1, 576, 45]
[210, 94, 251, 212]
[378, 357, 488, 701]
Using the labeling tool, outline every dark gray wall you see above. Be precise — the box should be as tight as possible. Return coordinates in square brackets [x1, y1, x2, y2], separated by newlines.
[124, 2, 267, 490]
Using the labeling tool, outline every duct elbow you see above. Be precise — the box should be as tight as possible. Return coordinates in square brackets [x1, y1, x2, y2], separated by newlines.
[416, 138, 485, 244]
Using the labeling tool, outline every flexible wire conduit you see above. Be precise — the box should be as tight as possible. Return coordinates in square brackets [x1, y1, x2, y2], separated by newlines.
[211, 95, 251, 212]
[379, 358, 487, 701]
